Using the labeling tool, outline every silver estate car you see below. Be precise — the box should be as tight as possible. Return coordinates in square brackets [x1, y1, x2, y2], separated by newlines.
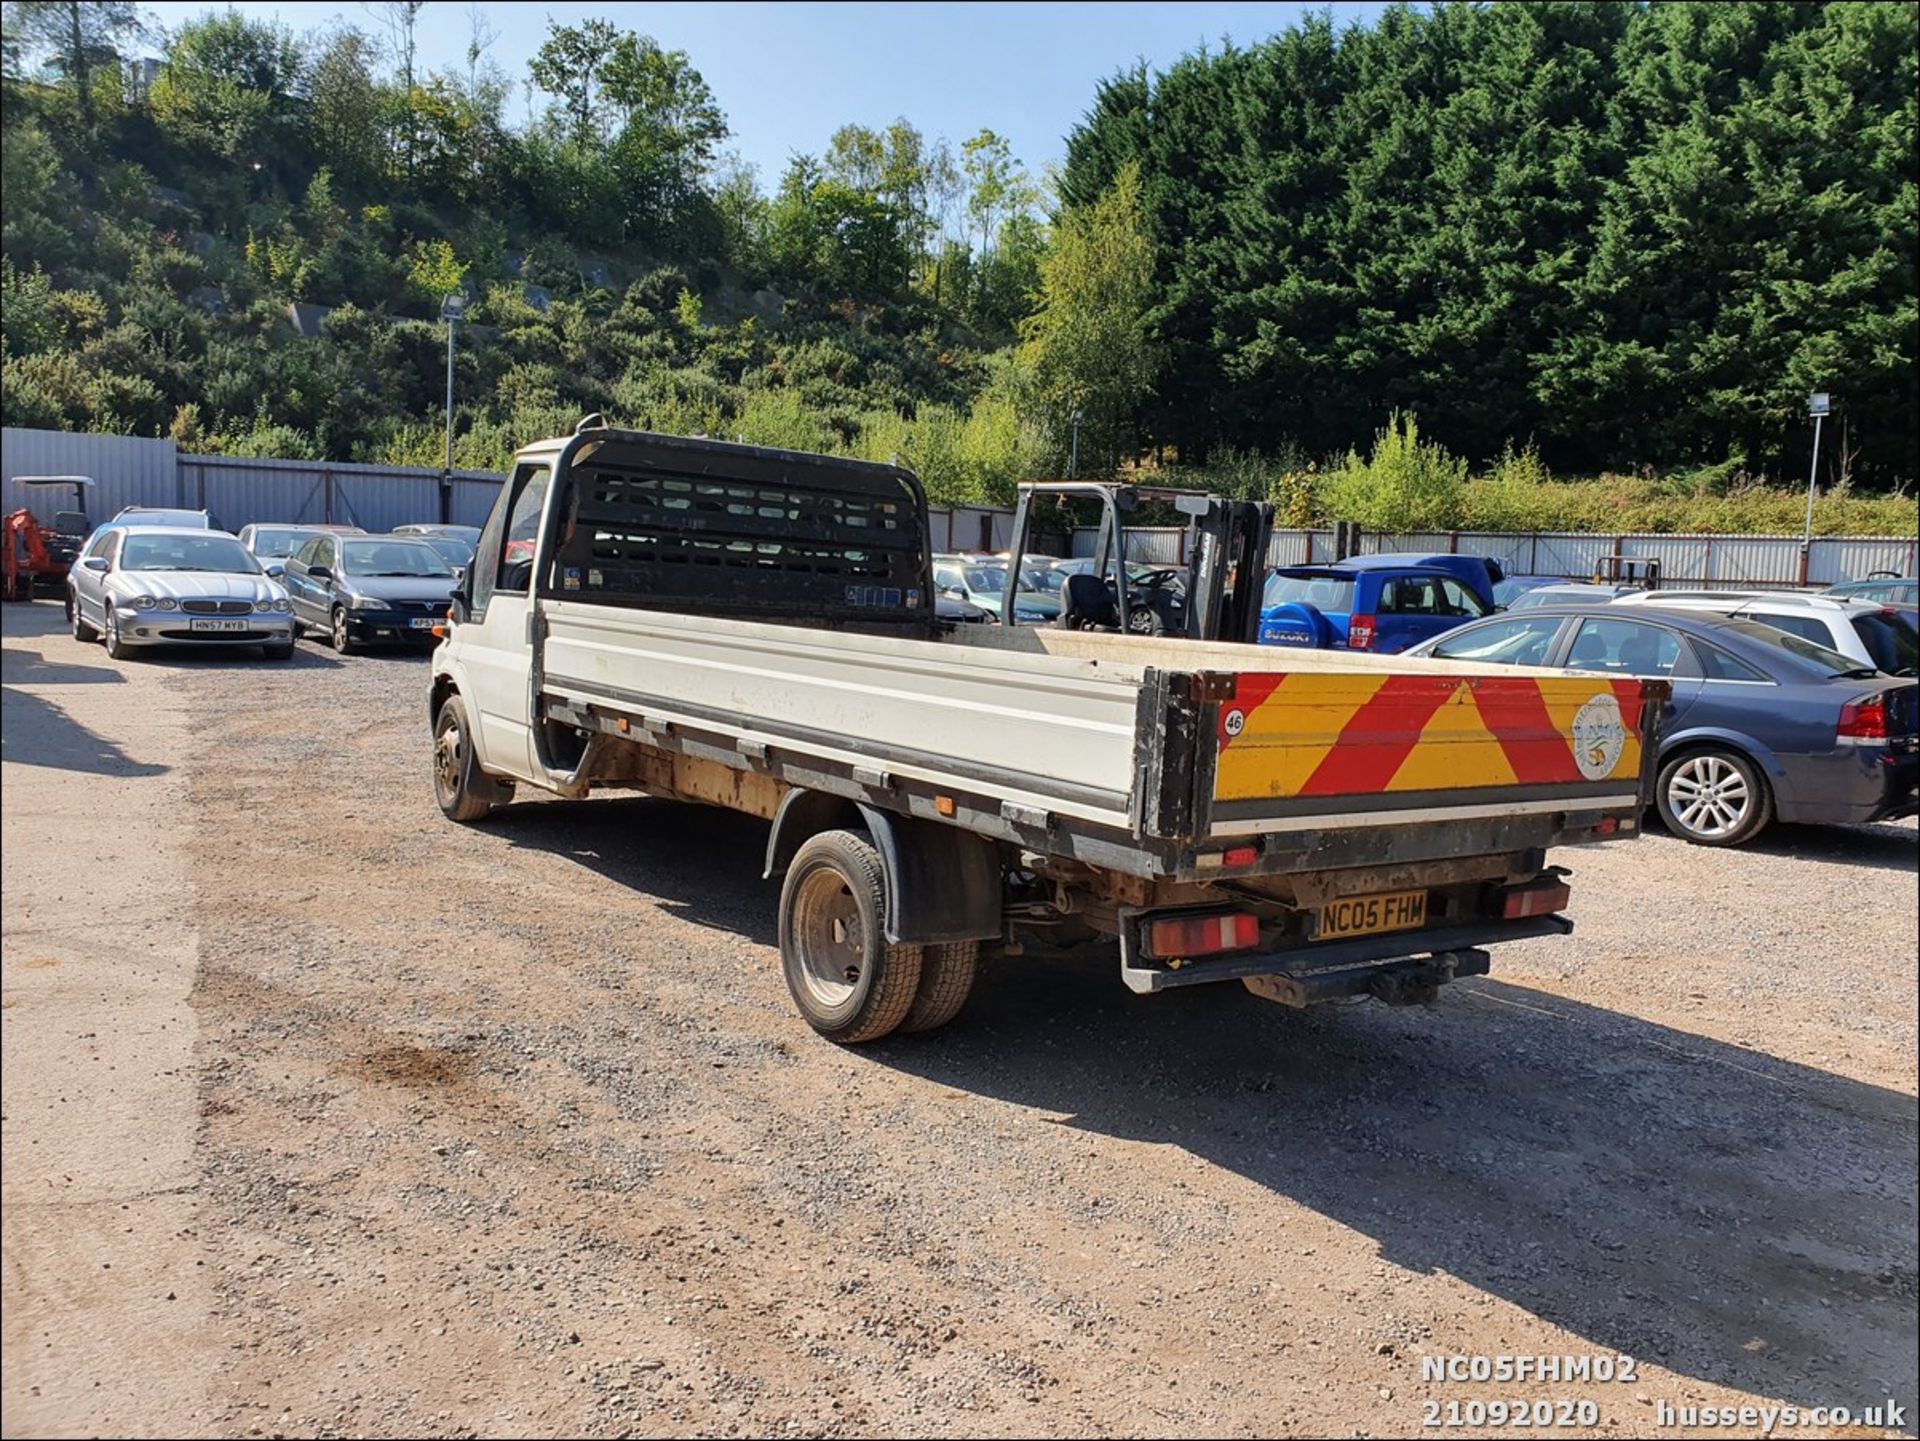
[67, 526, 296, 660]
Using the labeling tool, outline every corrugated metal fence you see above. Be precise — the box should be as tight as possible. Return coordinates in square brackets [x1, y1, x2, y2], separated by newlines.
[4, 428, 502, 532]
[1072, 525, 1917, 589]
[6, 428, 1911, 584]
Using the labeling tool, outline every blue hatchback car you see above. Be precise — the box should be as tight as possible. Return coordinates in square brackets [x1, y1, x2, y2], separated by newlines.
[1259, 553, 1499, 653]
[1407, 605, 1919, 845]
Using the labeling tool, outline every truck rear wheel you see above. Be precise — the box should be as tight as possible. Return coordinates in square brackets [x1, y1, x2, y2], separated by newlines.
[900, 941, 980, 1033]
[779, 830, 923, 1044]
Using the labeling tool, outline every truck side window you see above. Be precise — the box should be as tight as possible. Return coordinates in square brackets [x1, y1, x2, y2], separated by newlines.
[489, 464, 551, 600]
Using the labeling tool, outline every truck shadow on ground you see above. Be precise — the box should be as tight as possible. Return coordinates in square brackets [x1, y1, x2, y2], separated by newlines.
[497, 794, 1917, 1420]
[882, 962, 1919, 1420]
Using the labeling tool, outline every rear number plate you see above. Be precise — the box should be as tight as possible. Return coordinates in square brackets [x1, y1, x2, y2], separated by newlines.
[1317, 890, 1427, 941]
[408, 617, 439, 629]
[188, 618, 248, 632]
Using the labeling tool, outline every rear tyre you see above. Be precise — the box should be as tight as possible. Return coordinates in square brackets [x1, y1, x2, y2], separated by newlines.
[70, 595, 98, 643]
[779, 830, 923, 1044]
[1657, 747, 1771, 847]
[432, 694, 498, 823]
[899, 941, 980, 1033]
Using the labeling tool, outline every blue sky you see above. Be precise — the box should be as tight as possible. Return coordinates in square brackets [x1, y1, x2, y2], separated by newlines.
[138, 2, 1390, 188]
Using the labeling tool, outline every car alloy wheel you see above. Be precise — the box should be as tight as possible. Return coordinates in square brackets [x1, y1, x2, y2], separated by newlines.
[1665, 753, 1752, 841]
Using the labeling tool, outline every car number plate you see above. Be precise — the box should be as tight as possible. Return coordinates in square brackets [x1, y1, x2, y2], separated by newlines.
[1317, 889, 1427, 941]
[188, 618, 249, 633]
[408, 616, 440, 629]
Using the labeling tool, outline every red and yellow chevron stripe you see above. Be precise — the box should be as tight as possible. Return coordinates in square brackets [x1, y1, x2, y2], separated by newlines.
[1213, 673, 1647, 802]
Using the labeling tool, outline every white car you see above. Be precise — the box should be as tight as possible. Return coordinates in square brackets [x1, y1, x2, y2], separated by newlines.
[1611, 590, 1917, 674]
[111, 506, 214, 529]
[67, 526, 296, 660]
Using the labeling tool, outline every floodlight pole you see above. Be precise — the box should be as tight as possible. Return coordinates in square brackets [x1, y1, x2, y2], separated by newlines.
[1069, 409, 1083, 479]
[1801, 391, 1829, 570]
[441, 294, 463, 524]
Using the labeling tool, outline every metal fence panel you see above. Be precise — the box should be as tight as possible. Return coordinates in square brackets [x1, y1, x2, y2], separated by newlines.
[1623, 535, 1710, 586]
[3, 428, 179, 521]
[179, 454, 503, 532]
[1810, 537, 1918, 586]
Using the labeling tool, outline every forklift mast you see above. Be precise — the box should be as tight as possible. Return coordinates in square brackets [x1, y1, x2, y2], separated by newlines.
[1002, 482, 1275, 644]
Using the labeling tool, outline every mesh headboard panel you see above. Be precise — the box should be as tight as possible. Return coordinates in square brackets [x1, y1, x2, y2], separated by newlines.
[541, 442, 931, 635]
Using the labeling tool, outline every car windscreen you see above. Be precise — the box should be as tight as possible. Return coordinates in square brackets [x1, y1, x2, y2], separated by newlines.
[1852, 611, 1918, 675]
[340, 540, 454, 577]
[1717, 619, 1861, 676]
[966, 566, 1049, 594]
[1264, 573, 1356, 611]
[1508, 587, 1615, 611]
[252, 529, 313, 557]
[420, 536, 476, 566]
[119, 534, 259, 573]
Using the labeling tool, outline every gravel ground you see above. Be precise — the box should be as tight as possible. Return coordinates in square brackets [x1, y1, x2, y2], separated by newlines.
[7, 611, 1917, 1438]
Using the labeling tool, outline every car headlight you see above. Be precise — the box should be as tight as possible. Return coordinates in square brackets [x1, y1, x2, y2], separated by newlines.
[154, 596, 178, 610]
[252, 597, 289, 613]
[128, 594, 157, 609]
[349, 595, 392, 611]
[274, 598, 292, 613]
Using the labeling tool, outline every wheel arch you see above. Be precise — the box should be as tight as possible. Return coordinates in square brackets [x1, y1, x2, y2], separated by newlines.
[1658, 726, 1784, 781]
[765, 789, 1002, 946]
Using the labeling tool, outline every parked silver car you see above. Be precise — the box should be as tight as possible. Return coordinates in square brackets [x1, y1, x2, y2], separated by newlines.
[67, 526, 295, 660]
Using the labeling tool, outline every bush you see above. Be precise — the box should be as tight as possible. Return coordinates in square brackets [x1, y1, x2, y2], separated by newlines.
[1320, 412, 1466, 532]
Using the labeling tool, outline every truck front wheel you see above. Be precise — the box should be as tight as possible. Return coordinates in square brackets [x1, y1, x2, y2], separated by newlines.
[433, 694, 506, 823]
[779, 830, 924, 1044]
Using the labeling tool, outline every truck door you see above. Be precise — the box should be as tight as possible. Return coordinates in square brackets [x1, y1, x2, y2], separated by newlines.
[457, 461, 551, 781]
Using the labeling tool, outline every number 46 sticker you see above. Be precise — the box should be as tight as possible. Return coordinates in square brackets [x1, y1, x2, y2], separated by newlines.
[1222, 707, 1246, 739]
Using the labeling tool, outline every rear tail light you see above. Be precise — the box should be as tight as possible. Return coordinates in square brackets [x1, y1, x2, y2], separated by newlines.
[1347, 613, 1376, 649]
[1143, 911, 1260, 959]
[1837, 695, 1889, 743]
[1501, 877, 1571, 919]
[1193, 843, 1262, 871]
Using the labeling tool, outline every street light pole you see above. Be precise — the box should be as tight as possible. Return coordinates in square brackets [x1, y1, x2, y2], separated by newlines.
[1801, 391, 1829, 574]
[1069, 408, 1083, 479]
[440, 293, 467, 525]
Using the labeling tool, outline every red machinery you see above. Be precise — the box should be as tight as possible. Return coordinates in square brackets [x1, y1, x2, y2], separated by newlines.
[2, 510, 60, 601]
[3, 476, 97, 601]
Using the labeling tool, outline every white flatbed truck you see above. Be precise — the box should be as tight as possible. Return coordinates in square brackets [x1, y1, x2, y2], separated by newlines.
[429, 421, 1665, 1043]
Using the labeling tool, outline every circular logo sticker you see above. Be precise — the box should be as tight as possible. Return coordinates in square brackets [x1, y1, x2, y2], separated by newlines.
[1570, 693, 1626, 780]
[1222, 708, 1246, 738]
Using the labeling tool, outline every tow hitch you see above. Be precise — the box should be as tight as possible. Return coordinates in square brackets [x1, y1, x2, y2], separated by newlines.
[1241, 948, 1492, 1009]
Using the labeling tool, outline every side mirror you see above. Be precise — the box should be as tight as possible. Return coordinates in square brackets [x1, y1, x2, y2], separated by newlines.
[309, 565, 332, 581]
[81, 556, 110, 573]
[940, 584, 965, 599]
[266, 562, 285, 578]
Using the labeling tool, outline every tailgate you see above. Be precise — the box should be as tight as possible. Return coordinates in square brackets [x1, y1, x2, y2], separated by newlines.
[1193, 669, 1661, 838]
